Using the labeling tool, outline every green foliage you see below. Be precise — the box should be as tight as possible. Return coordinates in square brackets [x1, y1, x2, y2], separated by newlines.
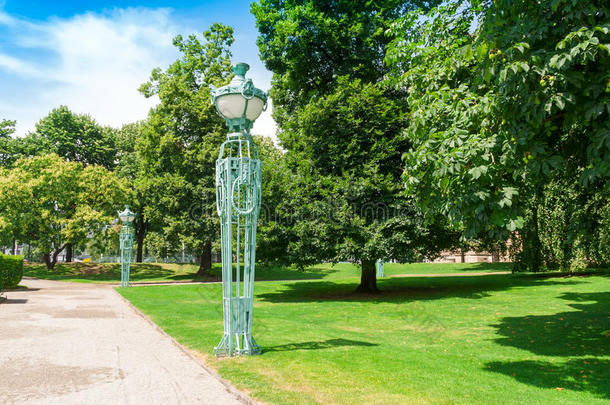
[251, 0, 441, 117]
[0, 253, 23, 289]
[253, 2, 454, 285]
[138, 24, 234, 266]
[113, 121, 159, 261]
[251, 0, 424, 116]
[513, 175, 610, 271]
[258, 76, 446, 268]
[22, 106, 117, 169]
[254, 136, 292, 264]
[0, 119, 17, 167]
[0, 154, 128, 269]
[385, 0, 610, 269]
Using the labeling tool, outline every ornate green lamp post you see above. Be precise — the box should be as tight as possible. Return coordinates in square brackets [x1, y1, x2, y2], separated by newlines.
[118, 205, 136, 287]
[210, 63, 267, 356]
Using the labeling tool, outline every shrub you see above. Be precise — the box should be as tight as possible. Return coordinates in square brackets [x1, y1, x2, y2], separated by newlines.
[0, 253, 24, 289]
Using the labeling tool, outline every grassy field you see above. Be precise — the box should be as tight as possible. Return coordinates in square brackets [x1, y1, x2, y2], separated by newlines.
[23, 261, 512, 284]
[118, 269, 610, 404]
[23, 262, 204, 283]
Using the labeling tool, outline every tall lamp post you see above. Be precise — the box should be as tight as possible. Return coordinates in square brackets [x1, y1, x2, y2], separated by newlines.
[210, 62, 268, 356]
[118, 205, 136, 287]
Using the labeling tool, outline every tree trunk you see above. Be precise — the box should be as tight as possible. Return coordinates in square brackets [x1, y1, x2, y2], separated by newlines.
[460, 249, 465, 263]
[11, 238, 16, 255]
[136, 223, 145, 263]
[355, 259, 378, 293]
[43, 244, 67, 270]
[531, 203, 542, 272]
[135, 215, 147, 263]
[196, 242, 213, 276]
[42, 253, 52, 270]
[65, 243, 73, 262]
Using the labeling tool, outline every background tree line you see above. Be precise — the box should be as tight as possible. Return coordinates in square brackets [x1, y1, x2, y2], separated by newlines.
[0, 0, 607, 288]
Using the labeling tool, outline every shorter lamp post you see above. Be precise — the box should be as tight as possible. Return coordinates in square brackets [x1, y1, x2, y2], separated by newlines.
[118, 206, 136, 287]
[376, 259, 385, 278]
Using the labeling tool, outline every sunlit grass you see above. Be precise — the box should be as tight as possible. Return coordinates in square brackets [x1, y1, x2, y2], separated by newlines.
[118, 270, 610, 404]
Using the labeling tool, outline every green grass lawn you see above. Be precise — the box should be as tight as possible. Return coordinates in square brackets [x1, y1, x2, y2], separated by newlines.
[23, 262, 203, 283]
[118, 270, 610, 404]
[23, 261, 511, 284]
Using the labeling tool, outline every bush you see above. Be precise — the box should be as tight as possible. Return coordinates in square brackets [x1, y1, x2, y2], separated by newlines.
[0, 254, 24, 290]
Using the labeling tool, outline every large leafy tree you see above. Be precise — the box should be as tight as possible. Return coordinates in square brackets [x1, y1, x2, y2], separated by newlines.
[253, 0, 450, 292]
[138, 23, 233, 275]
[16, 106, 119, 260]
[114, 121, 160, 262]
[385, 0, 610, 270]
[0, 154, 128, 269]
[23, 106, 117, 169]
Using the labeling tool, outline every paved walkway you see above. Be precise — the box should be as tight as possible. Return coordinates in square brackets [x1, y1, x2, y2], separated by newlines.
[0, 278, 248, 405]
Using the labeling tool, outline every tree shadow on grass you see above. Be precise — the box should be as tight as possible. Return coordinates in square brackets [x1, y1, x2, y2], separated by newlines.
[257, 273, 588, 304]
[263, 338, 378, 353]
[419, 262, 514, 272]
[255, 265, 341, 281]
[24, 262, 174, 282]
[491, 292, 610, 357]
[459, 262, 514, 271]
[485, 291, 610, 398]
[485, 358, 610, 398]
[187, 264, 340, 282]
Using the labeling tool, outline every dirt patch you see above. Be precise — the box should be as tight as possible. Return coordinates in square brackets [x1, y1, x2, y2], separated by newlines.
[0, 358, 119, 403]
[79, 266, 114, 275]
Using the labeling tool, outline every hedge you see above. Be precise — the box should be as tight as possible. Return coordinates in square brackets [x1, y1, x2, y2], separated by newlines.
[0, 254, 24, 290]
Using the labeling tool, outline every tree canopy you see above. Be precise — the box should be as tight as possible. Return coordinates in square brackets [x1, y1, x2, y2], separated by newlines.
[0, 154, 127, 269]
[22, 106, 117, 169]
[138, 23, 234, 274]
[385, 0, 610, 269]
[254, 0, 454, 291]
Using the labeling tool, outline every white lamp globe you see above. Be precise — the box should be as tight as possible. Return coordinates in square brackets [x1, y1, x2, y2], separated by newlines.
[210, 62, 268, 132]
[118, 206, 136, 224]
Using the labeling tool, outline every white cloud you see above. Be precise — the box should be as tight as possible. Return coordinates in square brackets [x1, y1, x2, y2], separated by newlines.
[0, 6, 277, 142]
[0, 53, 42, 77]
[2, 8, 179, 135]
[0, 10, 16, 27]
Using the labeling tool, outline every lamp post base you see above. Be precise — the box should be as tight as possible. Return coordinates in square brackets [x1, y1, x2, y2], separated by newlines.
[214, 333, 261, 357]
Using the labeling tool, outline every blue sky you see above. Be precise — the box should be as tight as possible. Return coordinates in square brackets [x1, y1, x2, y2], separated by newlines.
[0, 0, 276, 138]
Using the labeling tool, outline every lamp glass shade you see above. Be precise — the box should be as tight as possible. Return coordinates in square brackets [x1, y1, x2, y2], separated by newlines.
[245, 97, 265, 121]
[119, 213, 135, 223]
[216, 94, 247, 120]
[118, 206, 136, 223]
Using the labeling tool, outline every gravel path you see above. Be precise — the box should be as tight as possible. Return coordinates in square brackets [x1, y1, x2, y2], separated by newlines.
[0, 278, 249, 405]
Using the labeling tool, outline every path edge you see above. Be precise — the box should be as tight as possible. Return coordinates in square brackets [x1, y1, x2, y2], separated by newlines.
[113, 289, 258, 405]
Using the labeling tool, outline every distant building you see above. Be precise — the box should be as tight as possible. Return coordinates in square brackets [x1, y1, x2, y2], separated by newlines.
[433, 249, 508, 263]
